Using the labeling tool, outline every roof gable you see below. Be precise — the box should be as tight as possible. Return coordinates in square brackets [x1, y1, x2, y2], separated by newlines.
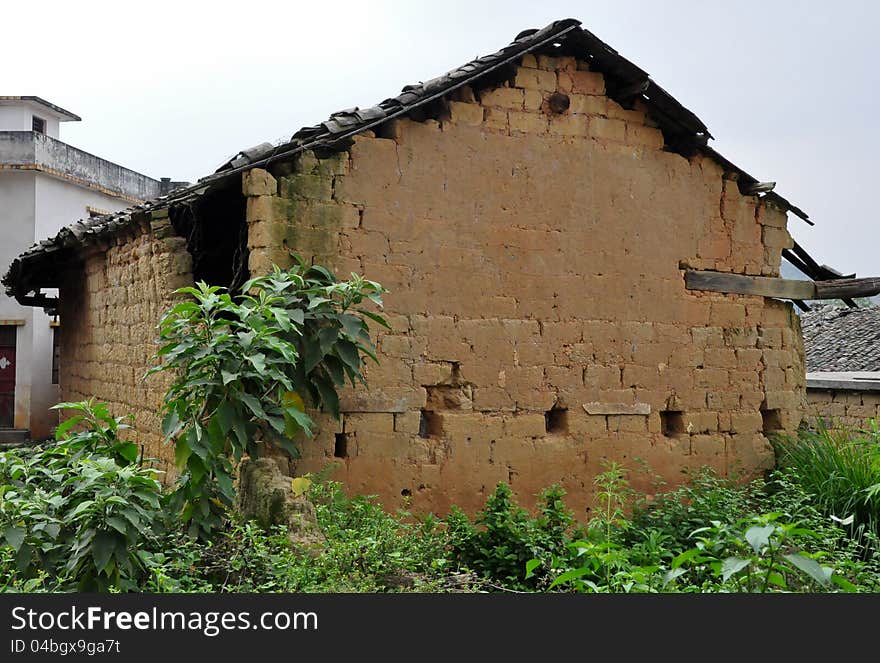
[4, 18, 815, 300]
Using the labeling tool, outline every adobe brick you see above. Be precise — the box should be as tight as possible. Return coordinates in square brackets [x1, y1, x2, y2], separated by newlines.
[480, 87, 525, 110]
[626, 124, 664, 149]
[503, 413, 546, 437]
[559, 70, 605, 95]
[448, 101, 484, 126]
[514, 67, 557, 91]
[509, 111, 549, 135]
[242, 168, 278, 196]
[589, 117, 625, 142]
[568, 94, 606, 115]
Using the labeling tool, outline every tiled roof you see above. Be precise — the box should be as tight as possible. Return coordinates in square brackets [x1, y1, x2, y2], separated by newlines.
[801, 305, 880, 372]
[4, 18, 813, 300]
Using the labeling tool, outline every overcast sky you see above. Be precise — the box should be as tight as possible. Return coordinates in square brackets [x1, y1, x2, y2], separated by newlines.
[6, 0, 878, 278]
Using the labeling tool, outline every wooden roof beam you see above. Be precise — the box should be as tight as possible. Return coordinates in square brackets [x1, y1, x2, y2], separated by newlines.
[684, 270, 880, 301]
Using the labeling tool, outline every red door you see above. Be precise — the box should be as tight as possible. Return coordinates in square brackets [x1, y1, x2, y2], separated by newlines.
[0, 326, 16, 428]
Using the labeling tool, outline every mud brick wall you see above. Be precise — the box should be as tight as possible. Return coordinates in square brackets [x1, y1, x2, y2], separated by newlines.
[244, 53, 806, 518]
[58, 210, 192, 476]
[805, 389, 880, 433]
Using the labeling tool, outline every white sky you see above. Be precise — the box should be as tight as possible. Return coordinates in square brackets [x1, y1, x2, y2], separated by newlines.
[5, 0, 878, 278]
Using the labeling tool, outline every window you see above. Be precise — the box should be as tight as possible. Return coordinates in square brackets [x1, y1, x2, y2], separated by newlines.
[51, 326, 60, 385]
[32, 116, 46, 134]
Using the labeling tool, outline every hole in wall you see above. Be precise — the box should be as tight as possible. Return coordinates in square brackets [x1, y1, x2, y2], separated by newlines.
[419, 410, 443, 438]
[401, 488, 412, 497]
[334, 433, 348, 458]
[544, 408, 568, 434]
[171, 179, 249, 290]
[761, 408, 783, 433]
[661, 410, 685, 437]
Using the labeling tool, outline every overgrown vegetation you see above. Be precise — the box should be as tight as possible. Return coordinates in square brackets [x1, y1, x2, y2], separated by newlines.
[0, 401, 165, 591]
[4, 416, 880, 592]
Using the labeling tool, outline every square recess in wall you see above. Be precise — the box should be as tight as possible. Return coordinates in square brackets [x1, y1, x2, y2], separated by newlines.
[334, 433, 348, 458]
[545, 408, 568, 434]
[761, 409, 783, 433]
[419, 410, 442, 438]
[661, 410, 685, 437]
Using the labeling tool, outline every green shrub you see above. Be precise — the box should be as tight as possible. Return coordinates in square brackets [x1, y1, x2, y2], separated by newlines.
[0, 400, 165, 591]
[445, 483, 580, 589]
[772, 418, 880, 543]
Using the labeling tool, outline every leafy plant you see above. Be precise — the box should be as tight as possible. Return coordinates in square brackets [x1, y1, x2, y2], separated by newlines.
[148, 257, 387, 539]
[674, 513, 848, 592]
[446, 483, 580, 588]
[532, 463, 665, 593]
[772, 418, 880, 544]
[0, 401, 164, 591]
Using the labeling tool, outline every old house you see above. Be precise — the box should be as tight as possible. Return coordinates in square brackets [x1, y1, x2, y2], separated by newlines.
[7, 19, 875, 516]
[0, 96, 181, 442]
[801, 305, 880, 431]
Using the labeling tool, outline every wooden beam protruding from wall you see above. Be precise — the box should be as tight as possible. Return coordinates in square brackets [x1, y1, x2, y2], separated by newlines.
[684, 270, 880, 301]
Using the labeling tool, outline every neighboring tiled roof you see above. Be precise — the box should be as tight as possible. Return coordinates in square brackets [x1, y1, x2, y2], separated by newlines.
[801, 305, 880, 372]
[4, 18, 814, 300]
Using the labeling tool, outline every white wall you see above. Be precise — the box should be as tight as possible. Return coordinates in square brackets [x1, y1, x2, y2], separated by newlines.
[0, 103, 62, 137]
[0, 170, 35, 430]
[0, 171, 131, 437]
[0, 105, 29, 131]
[34, 173, 127, 238]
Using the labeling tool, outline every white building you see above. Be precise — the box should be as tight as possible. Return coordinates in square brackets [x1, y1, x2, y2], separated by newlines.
[0, 96, 174, 441]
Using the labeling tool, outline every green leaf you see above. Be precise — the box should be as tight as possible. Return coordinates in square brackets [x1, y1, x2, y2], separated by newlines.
[308, 296, 331, 310]
[284, 406, 314, 438]
[217, 469, 235, 501]
[312, 374, 340, 419]
[267, 415, 287, 435]
[15, 543, 33, 573]
[303, 337, 324, 374]
[335, 339, 360, 371]
[358, 309, 391, 330]
[745, 525, 775, 554]
[672, 548, 705, 569]
[54, 415, 84, 441]
[4, 526, 25, 552]
[161, 411, 181, 440]
[68, 500, 96, 519]
[662, 567, 687, 587]
[239, 392, 266, 419]
[221, 370, 238, 386]
[721, 557, 751, 582]
[91, 531, 117, 574]
[114, 442, 139, 463]
[187, 455, 207, 483]
[105, 516, 128, 535]
[338, 314, 364, 339]
[831, 574, 858, 592]
[215, 400, 235, 435]
[783, 554, 832, 587]
[247, 354, 267, 373]
[766, 572, 787, 589]
[524, 559, 542, 580]
[549, 566, 593, 589]
[323, 354, 346, 386]
[174, 440, 192, 470]
[306, 264, 336, 282]
[318, 327, 339, 354]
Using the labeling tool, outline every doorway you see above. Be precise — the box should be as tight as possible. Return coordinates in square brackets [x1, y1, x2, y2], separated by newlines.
[0, 326, 16, 428]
